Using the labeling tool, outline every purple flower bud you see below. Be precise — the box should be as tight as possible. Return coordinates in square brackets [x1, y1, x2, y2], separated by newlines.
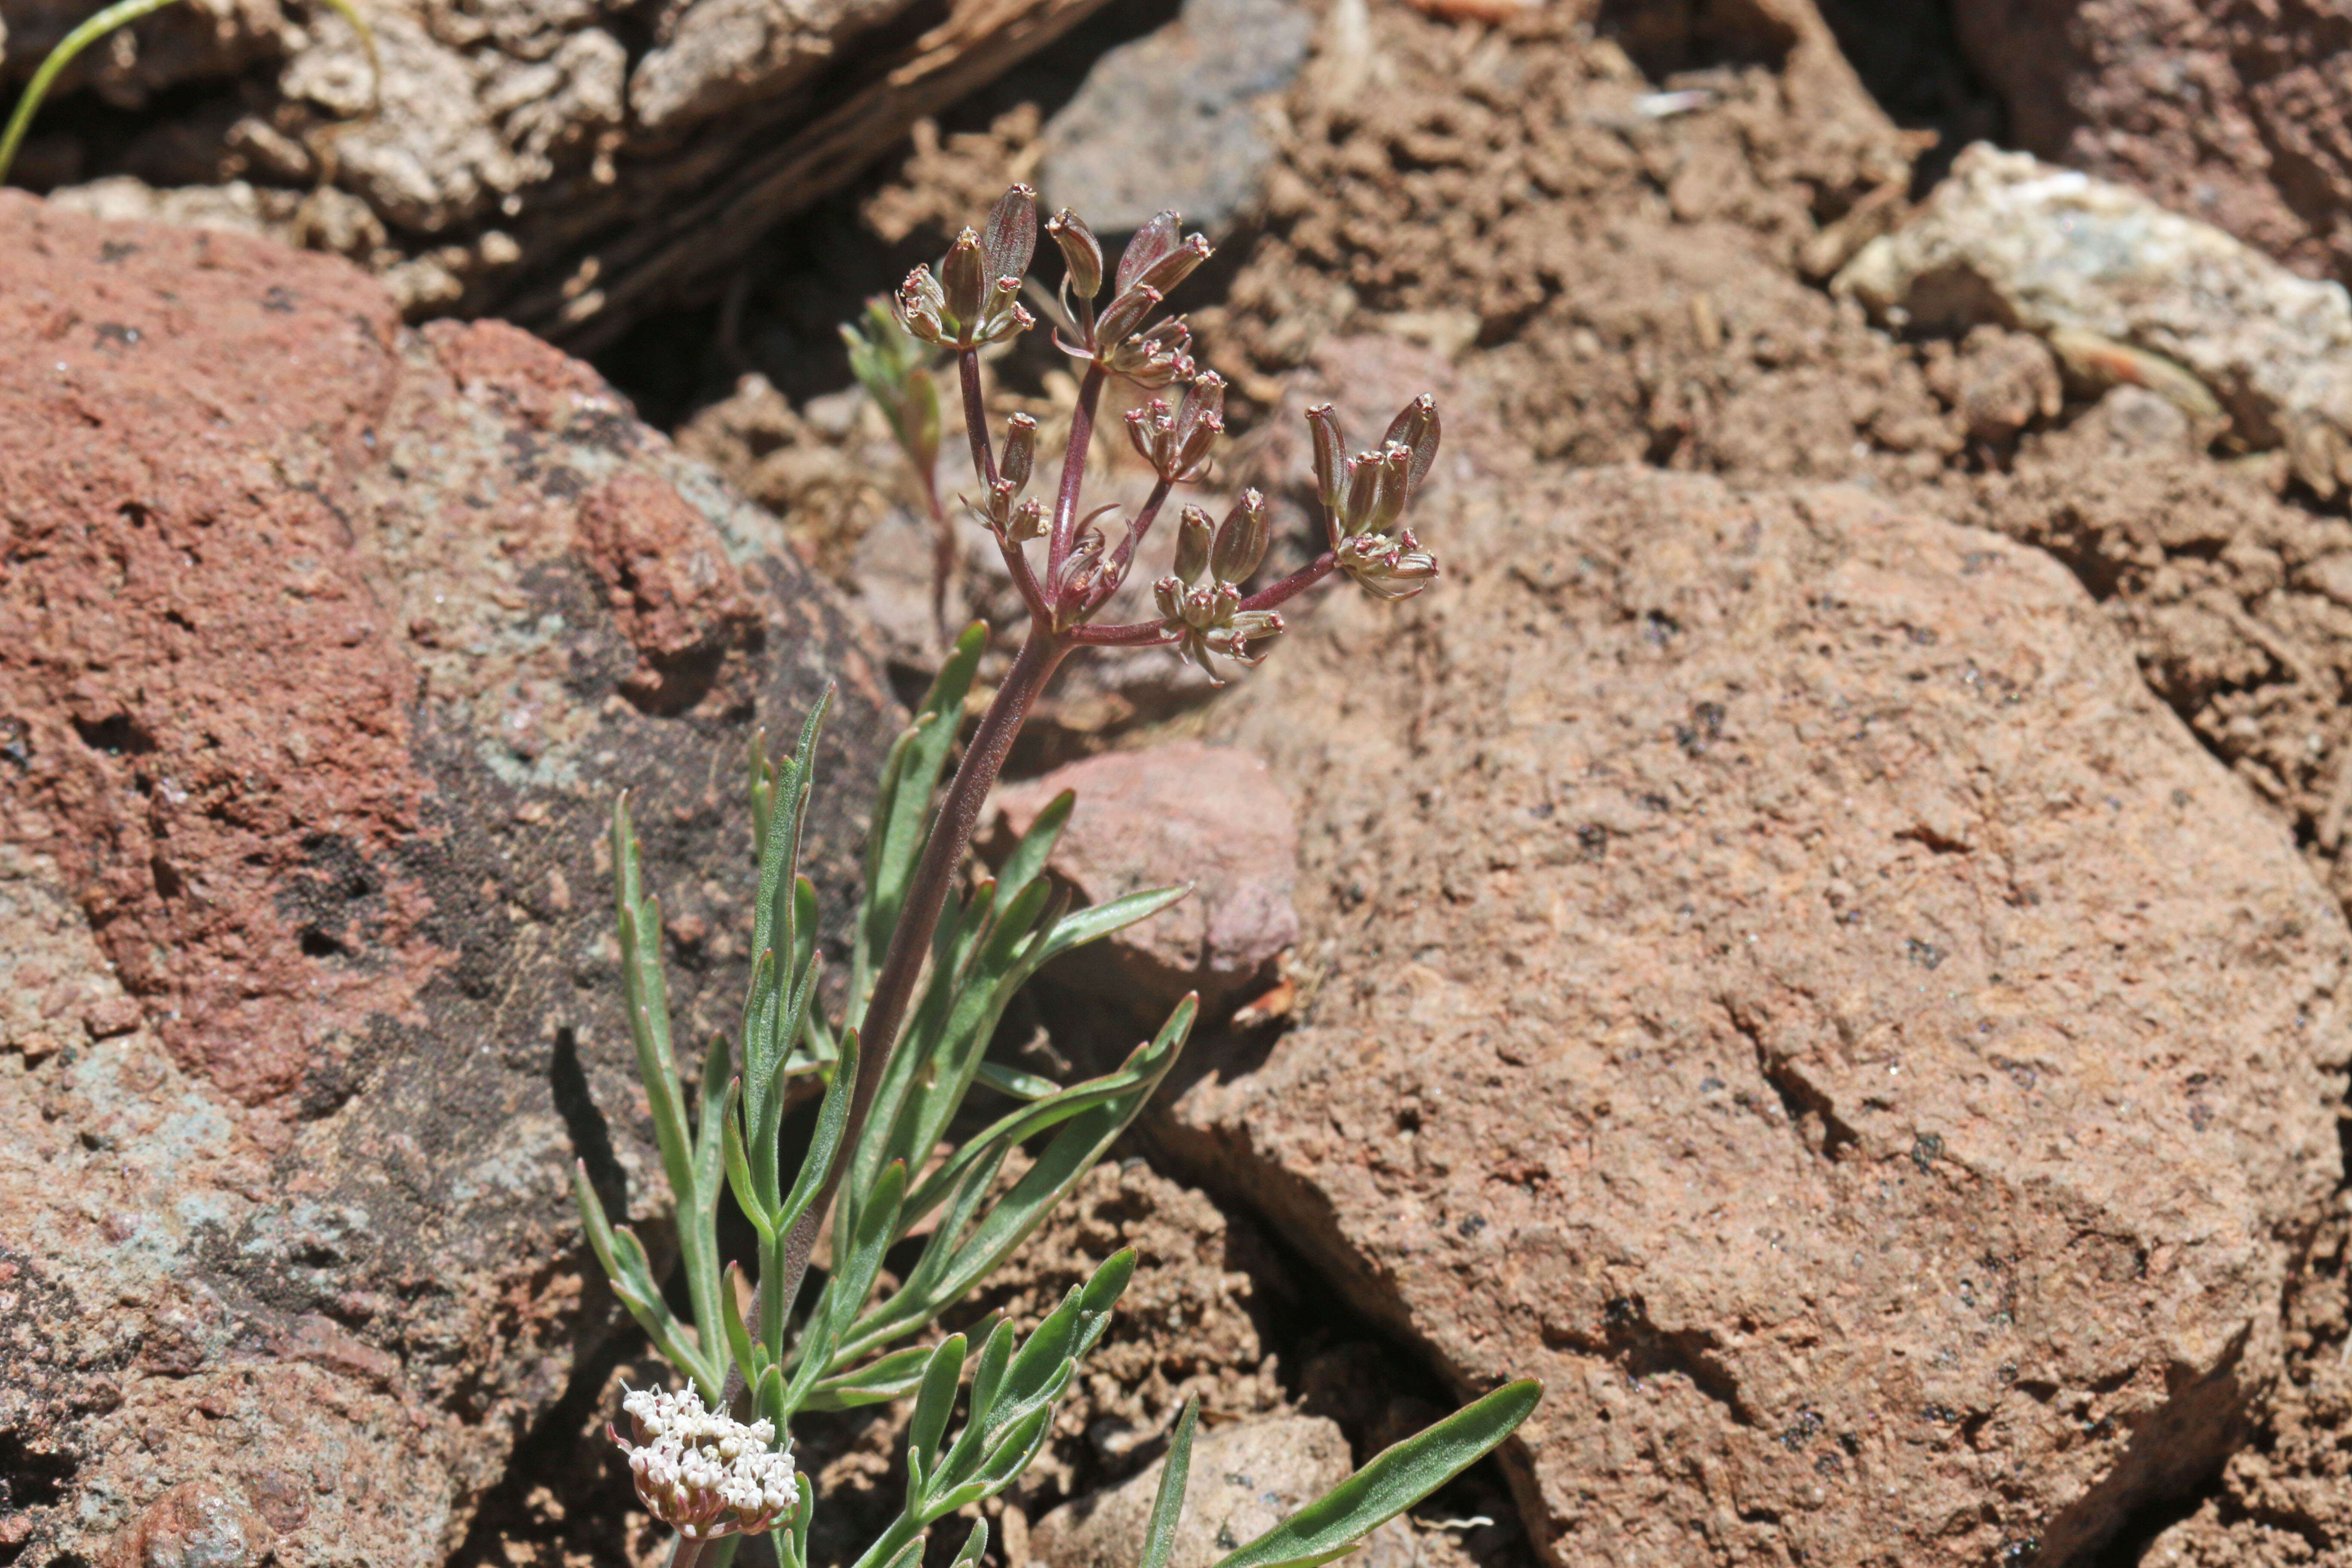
[1047, 208, 1103, 303]
[1127, 232, 1214, 300]
[941, 229, 988, 334]
[981, 184, 1037, 285]
[1010, 498, 1047, 541]
[1174, 505, 1214, 584]
[1382, 393, 1442, 496]
[1001, 412, 1038, 490]
[1211, 489, 1268, 585]
[1305, 404, 1346, 523]
[1094, 283, 1164, 348]
[1115, 211, 1182, 297]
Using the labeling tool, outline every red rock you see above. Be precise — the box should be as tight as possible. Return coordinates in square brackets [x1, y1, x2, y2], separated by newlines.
[1165, 464, 2351, 1567]
[0, 194, 897, 1567]
[987, 741, 1299, 1016]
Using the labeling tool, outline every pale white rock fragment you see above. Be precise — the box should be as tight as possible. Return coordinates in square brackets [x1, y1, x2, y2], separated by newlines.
[1836, 142, 2352, 494]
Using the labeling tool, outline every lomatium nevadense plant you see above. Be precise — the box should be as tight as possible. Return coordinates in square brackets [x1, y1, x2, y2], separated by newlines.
[577, 184, 1538, 1568]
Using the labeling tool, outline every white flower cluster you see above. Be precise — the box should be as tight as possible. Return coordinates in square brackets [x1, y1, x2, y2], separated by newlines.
[615, 1384, 799, 1540]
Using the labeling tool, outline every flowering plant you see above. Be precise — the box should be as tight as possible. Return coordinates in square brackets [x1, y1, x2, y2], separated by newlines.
[577, 185, 1534, 1568]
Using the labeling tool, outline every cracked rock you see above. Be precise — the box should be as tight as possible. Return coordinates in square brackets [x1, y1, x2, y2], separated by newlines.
[1159, 461, 2350, 1568]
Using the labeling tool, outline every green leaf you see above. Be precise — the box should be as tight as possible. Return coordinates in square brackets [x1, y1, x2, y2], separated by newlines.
[1141, 1398, 1200, 1568]
[572, 1161, 721, 1394]
[1031, 885, 1190, 968]
[994, 790, 1074, 907]
[722, 1094, 772, 1244]
[906, 1333, 969, 1492]
[929, 1318, 1015, 1500]
[782, 1158, 906, 1416]
[801, 1344, 936, 1411]
[949, 1519, 989, 1568]
[854, 626, 985, 1025]
[972, 1060, 1061, 1100]
[720, 1260, 760, 1394]
[1210, 1381, 1544, 1568]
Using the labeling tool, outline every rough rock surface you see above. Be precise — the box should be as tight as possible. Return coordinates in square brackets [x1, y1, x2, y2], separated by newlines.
[987, 743, 1300, 1019]
[1949, 0, 2352, 291]
[1836, 144, 2352, 492]
[1159, 463, 2351, 1567]
[1035, 0, 1314, 238]
[0, 193, 897, 1566]
[16, 0, 1116, 342]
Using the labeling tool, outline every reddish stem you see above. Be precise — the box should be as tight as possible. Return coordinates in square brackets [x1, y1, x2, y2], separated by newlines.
[1070, 619, 1178, 647]
[1096, 477, 1173, 612]
[764, 622, 1072, 1323]
[959, 352, 997, 489]
[1050, 365, 1106, 584]
[1240, 552, 1338, 614]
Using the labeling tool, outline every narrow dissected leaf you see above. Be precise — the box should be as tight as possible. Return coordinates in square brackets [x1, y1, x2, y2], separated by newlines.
[929, 1318, 1016, 1499]
[801, 1343, 936, 1411]
[720, 1260, 760, 1394]
[721, 1091, 772, 1243]
[854, 626, 985, 1026]
[906, 1332, 969, 1493]
[972, 1060, 1060, 1101]
[778, 1026, 861, 1240]
[836, 1011, 1184, 1367]
[1141, 1398, 1201, 1568]
[1031, 885, 1190, 968]
[949, 1518, 989, 1568]
[994, 789, 1075, 907]
[573, 1161, 720, 1394]
[1209, 1381, 1544, 1568]
[784, 1159, 907, 1415]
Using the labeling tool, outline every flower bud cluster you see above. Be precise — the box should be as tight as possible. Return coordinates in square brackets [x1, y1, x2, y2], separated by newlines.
[897, 186, 1039, 350]
[1308, 396, 1443, 600]
[972, 412, 1047, 541]
[1051, 208, 1210, 389]
[1155, 490, 1279, 676]
[615, 1385, 799, 1541]
[1126, 373, 1224, 484]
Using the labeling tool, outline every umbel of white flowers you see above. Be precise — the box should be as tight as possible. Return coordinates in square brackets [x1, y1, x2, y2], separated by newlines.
[615, 1385, 800, 1541]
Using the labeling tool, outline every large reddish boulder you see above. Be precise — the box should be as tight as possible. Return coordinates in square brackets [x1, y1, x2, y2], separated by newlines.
[0, 193, 897, 1565]
[1163, 464, 2351, 1567]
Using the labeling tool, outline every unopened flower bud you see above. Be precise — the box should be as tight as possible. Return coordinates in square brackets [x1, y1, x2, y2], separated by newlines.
[1115, 211, 1182, 297]
[1173, 373, 1225, 476]
[1127, 232, 1214, 301]
[1173, 505, 1213, 584]
[980, 184, 1037, 285]
[1381, 393, 1442, 495]
[1047, 208, 1102, 303]
[1105, 318, 1194, 389]
[1010, 498, 1047, 541]
[941, 229, 988, 330]
[1094, 283, 1163, 349]
[1001, 413, 1038, 491]
[1212, 489, 1268, 584]
[1305, 404, 1346, 521]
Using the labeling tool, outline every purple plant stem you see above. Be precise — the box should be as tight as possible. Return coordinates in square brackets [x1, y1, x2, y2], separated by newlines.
[1050, 365, 1106, 585]
[757, 622, 1071, 1341]
[1240, 552, 1338, 613]
[959, 352, 998, 488]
